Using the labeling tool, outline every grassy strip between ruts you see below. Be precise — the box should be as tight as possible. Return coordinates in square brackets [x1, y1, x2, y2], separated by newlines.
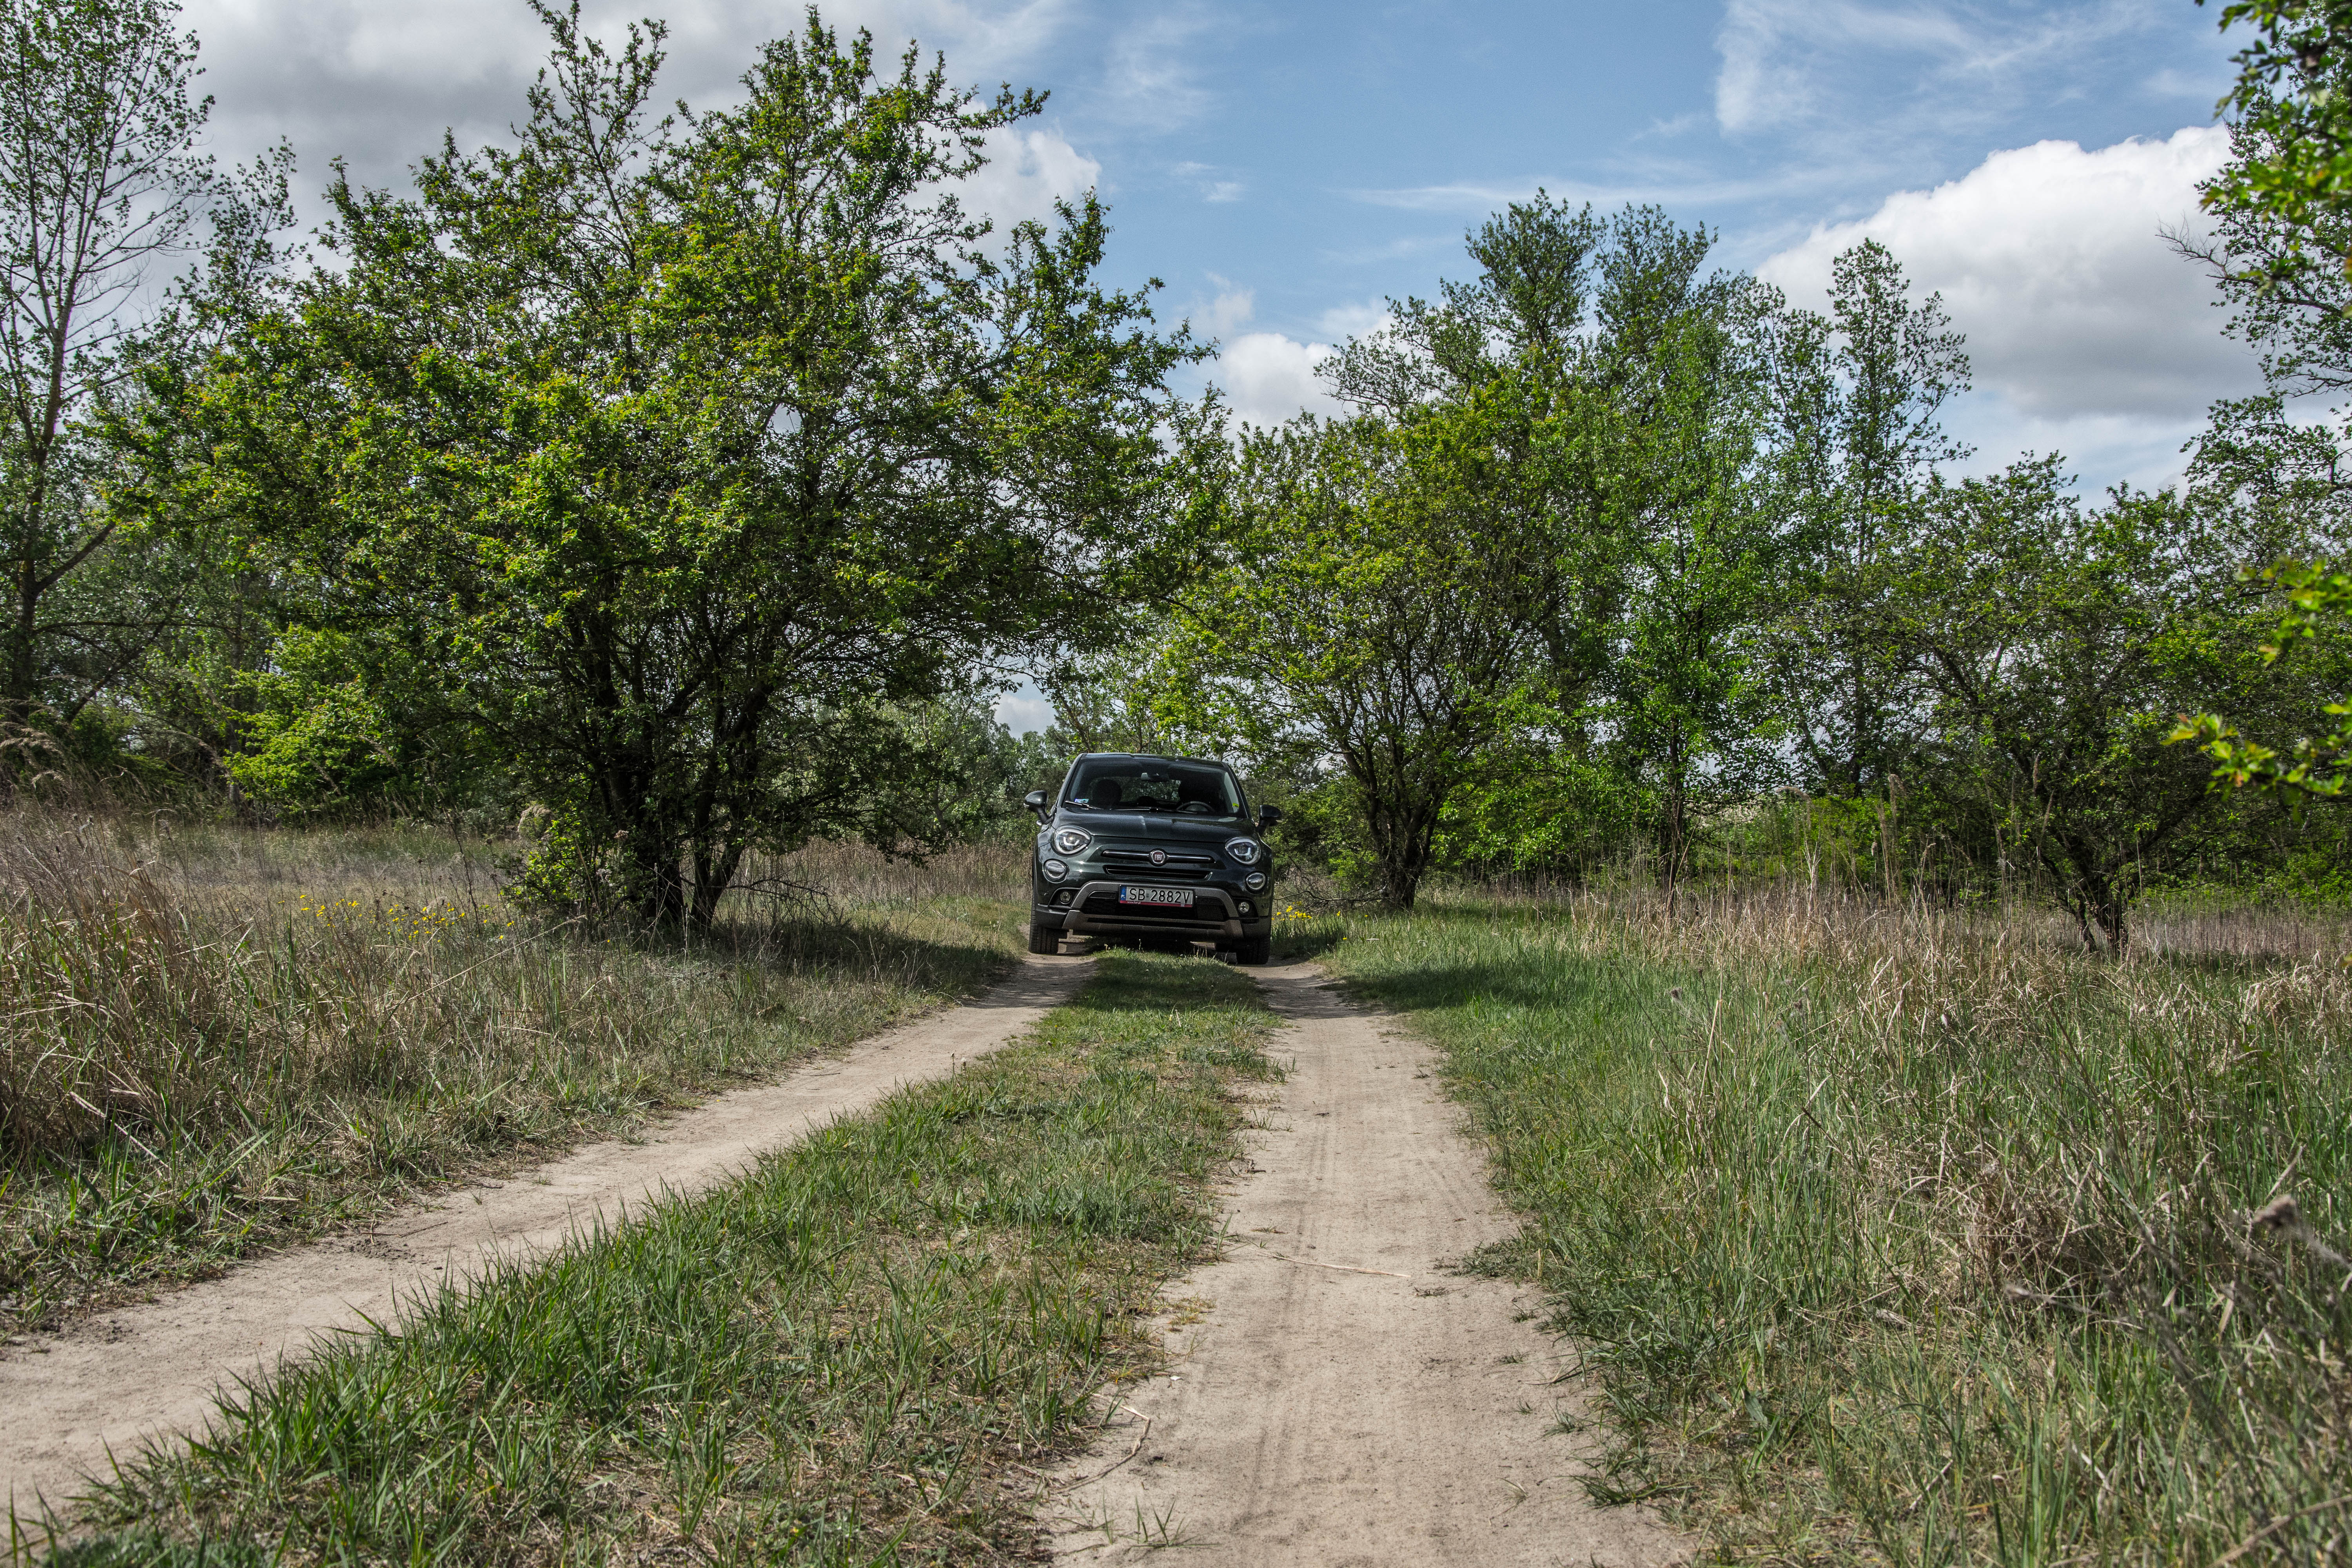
[1303, 895, 2352, 1568]
[17, 949, 1279, 1567]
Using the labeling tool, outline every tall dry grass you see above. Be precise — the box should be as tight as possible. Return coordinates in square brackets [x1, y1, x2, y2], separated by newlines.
[0, 817, 1025, 1331]
[1311, 884, 2352, 1566]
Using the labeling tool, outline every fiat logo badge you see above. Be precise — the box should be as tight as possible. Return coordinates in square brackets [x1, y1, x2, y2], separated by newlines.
[1149, 849, 1166, 866]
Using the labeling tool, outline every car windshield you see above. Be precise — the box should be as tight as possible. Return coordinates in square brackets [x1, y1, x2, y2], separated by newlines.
[1063, 758, 1245, 819]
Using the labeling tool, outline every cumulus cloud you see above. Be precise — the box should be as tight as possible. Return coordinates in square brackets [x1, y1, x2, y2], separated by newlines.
[180, 0, 1078, 199]
[959, 126, 1102, 233]
[1756, 127, 2258, 421]
[1196, 276, 1255, 338]
[1215, 334, 1343, 431]
[993, 677, 1056, 735]
[1316, 300, 1390, 341]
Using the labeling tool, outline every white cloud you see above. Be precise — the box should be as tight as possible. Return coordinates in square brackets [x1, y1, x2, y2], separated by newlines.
[993, 677, 1056, 735]
[1199, 276, 1256, 337]
[180, 0, 1082, 200]
[1096, 4, 1215, 130]
[1714, 0, 2151, 139]
[1717, 0, 1970, 133]
[960, 126, 1102, 232]
[1214, 333, 1343, 430]
[1756, 127, 2258, 422]
[1171, 160, 1243, 205]
[1317, 300, 1390, 341]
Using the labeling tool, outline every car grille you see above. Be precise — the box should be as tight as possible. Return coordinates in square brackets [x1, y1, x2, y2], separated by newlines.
[1101, 849, 1217, 872]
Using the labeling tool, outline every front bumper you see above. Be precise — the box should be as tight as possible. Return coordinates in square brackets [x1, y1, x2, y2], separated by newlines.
[1038, 879, 1269, 942]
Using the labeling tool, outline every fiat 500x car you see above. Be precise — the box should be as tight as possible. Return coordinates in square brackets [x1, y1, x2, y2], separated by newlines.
[1021, 752, 1281, 964]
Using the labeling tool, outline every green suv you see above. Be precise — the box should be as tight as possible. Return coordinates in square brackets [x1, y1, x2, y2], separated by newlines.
[1023, 753, 1281, 964]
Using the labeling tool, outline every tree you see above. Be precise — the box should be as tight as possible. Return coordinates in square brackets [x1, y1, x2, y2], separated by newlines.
[2173, 561, 2352, 798]
[0, 0, 261, 736]
[2200, 0, 2352, 251]
[1163, 403, 1555, 909]
[135, 7, 1200, 924]
[1580, 213, 1786, 889]
[1764, 241, 1972, 799]
[2163, 15, 2352, 803]
[1900, 461, 2281, 950]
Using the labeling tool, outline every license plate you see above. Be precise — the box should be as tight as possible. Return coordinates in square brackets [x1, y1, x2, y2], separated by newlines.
[1119, 885, 1195, 907]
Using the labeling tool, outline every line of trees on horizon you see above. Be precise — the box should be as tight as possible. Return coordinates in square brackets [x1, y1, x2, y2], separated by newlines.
[4, 0, 2348, 948]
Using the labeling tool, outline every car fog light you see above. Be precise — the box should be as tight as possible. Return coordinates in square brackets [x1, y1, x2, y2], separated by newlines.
[1042, 858, 1069, 881]
[1239, 900, 1254, 915]
[1054, 889, 1076, 907]
[1243, 872, 1267, 891]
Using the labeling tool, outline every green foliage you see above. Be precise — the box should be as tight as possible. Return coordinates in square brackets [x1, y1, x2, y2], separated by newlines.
[1163, 398, 1561, 908]
[0, 0, 287, 735]
[1760, 239, 1972, 798]
[126, 7, 1200, 920]
[1584, 212, 1787, 875]
[1434, 747, 1651, 878]
[2203, 0, 2352, 251]
[2177, 559, 2352, 799]
[2169, 4, 2352, 813]
[1180, 202, 1802, 905]
[1898, 463, 2284, 948]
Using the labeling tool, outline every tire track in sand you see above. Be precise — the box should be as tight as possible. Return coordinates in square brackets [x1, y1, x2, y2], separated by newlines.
[1046, 962, 1687, 1566]
[2, 953, 1095, 1522]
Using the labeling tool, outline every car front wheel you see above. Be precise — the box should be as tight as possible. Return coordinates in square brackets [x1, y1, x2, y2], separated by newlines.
[1234, 933, 1271, 965]
[1027, 919, 1062, 955]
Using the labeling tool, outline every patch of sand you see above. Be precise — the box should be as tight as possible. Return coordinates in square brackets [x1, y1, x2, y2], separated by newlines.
[1045, 963, 1687, 1566]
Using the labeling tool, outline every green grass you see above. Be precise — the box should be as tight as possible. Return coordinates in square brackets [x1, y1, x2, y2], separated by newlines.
[1313, 892, 2352, 1567]
[0, 820, 1025, 1334]
[20, 949, 1279, 1565]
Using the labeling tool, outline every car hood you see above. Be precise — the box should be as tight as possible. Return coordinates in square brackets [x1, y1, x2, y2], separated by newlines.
[1059, 813, 1249, 847]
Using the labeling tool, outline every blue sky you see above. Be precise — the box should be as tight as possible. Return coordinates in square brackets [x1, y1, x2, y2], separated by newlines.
[178, 0, 2262, 727]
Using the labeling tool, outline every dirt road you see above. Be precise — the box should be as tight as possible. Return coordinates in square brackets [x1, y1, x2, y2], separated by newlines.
[1047, 963, 1684, 1566]
[2, 954, 1094, 1523]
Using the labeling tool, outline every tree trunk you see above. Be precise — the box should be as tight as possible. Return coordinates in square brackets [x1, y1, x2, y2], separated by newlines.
[689, 838, 747, 931]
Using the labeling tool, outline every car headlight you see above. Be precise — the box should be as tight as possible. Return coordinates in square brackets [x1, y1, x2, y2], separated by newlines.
[1225, 838, 1263, 865]
[1244, 871, 1267, 891]
[1053, 828, 1091, 855]
[1042, 858, 1069, 881]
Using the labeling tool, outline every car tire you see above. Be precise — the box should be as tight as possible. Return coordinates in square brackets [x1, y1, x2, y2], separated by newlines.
[1235, 934, 1272, 965]
[1027, 920, 1062, 956]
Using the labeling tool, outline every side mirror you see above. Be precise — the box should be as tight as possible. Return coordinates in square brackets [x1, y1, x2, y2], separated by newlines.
[1023, 789, 1047, 818]
[1256, 804, 1283, 829]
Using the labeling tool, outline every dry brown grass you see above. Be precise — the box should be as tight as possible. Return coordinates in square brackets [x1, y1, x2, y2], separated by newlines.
[0, 814, 1026, 1332]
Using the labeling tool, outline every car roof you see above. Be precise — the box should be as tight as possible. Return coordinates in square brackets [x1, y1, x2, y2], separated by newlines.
[1070, 752, 1235, 771]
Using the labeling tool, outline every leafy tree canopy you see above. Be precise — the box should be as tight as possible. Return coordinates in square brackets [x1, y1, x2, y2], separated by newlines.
[123, 4, 1206, 923]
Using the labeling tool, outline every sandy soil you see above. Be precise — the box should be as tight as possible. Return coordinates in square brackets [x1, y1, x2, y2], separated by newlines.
[1, 953, 1094, 1523]
[1045, 963, 1687, 1566]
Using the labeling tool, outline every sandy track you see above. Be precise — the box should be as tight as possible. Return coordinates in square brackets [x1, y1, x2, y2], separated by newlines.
[2, 953, 1094, 1522]
[1047, 963, 1685, 1566]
